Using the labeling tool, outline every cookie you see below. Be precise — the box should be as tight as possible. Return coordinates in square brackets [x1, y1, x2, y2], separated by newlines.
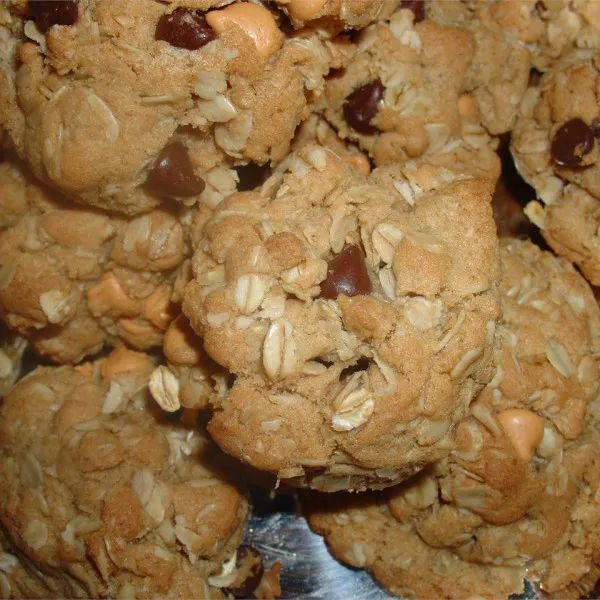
[305, 238, 600, 598]
[0, 347, 260, 599]
[0, 156, 210, 363]
[431, 0, 600, 72]
[180, 144, 500, 491]
[511, 51, 600, 284]
[0, 325, 27, 396]
[0, 0, 339, 214]
[315, 4, 527, 167]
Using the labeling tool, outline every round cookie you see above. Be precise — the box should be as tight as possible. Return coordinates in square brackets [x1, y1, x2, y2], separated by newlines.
[429, 0, 600, 71]
[0, 0, 338, 214]
[0, 156, 211, 363]
[181, 144, 500, 491]
[305, 238, 600, 599]
[315, 4, 526, 166]
[511, 50, 600, 284]
[0, 348, 257, 599]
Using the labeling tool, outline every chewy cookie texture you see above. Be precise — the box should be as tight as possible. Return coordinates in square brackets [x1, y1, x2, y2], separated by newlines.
[181, 144, 499, 491]
[0, 0, 344, 214]
[0, 349, 261, 599]
[3, 0, 600, 598]
[305, 239, 600, 599]
[0, 155, 208, 363]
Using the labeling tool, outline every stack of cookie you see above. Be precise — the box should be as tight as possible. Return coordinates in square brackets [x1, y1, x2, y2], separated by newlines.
[1, 1, 600, 598]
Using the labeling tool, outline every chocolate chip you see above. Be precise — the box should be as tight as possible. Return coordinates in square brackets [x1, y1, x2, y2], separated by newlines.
[155, 8, 216, 50]
[325, 68, 346, 81]
[343, 79, 384, 135]
[400, 0, 425, 23]
[320, 245, 372, 299]
[551, 118, 595, 167]
[145, 142, 205, 197]
[225, 546, 264, 599]
[29, 0, 78, 33]
[235, 163, 272, 191]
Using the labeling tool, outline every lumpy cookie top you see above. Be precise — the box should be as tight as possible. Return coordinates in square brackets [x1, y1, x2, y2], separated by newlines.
[0, 0, 336, 214]
[511, 51, 600, 284]
[305, 238, 600, 599]
[0, 156, 212, 363]
[430, 0, 600, 71]
[316, 3, 527, 167]
[0, 348, 249, 599]
[181, 144, 499, 491]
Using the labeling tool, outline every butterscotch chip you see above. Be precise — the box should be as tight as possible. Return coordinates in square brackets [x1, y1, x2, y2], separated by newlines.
[0, 156, 202, 363]
[304, 239, 600, 598]
[0, 349, 250, 599]
[0, 0, 349, 214]
[182, 144, 499, 491]
[511, 52, 600, 285]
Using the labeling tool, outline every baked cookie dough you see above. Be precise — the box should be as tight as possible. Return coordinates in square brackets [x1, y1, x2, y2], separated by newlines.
[0, 0, 337, 214]
[0, 348, 259, 599]
[316, 4, 526, 167]
[511, 50, 600, 284]
[182, 144, 499, 491]
[0, 156, 211, 363]
[429, 0, 600, 71]
[306, 238, 600, 599]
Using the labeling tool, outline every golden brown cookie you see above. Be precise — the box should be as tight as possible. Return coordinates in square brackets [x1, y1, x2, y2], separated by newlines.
[0, 0, 340, 214]
[0, 156, 210, 363]
[511, 51, 600, 284]
[180, 144, 500, 491]
[305, 238, 600, 599]
[0, 348, 254, 599]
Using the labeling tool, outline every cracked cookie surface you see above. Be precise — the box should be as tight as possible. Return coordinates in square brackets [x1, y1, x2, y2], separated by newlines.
[0, 348, 249, 599]
[305, 238, 600, 598]
[182, 144, 499, 491]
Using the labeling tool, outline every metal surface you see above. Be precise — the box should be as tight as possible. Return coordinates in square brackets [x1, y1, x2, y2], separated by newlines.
[242, 489, 548, 600]
[244, 489, 393, 600]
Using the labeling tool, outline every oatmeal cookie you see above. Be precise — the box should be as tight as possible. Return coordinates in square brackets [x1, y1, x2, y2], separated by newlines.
[316, 4, 526, 166]
[181, 144, 499, 491]
[0, 156, 212, 363]
[511, 50, 600, 284]
[305, 238, 600, 599]
[0, 348, 256, 599]
[429, 0, 600, 72]
[0, 0, 338, 214]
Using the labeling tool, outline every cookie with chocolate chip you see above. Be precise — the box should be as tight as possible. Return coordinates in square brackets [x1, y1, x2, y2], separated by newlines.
[0, 0, 338, 214]
[305, 238, 600, 599]
[179, 144, 500, 491]
[0, 348, 256, 599]
[511, 51, 600, 284]
[0, 155, 212, 363]
[315, 4, 527, 166]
